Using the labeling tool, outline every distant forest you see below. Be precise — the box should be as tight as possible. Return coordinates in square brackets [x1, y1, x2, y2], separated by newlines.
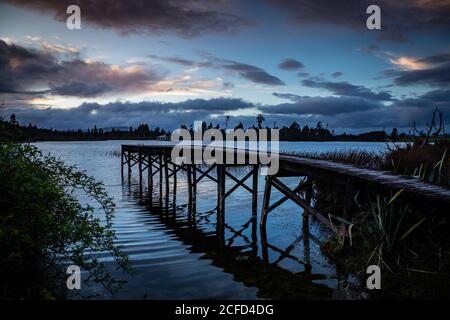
[1, 112, 409, 142]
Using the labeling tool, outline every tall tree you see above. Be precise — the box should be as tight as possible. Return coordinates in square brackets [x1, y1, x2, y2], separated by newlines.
[256, 114, 265, 129]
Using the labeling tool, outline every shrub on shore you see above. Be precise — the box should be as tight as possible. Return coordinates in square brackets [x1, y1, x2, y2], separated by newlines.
[0, 143, 130, 299]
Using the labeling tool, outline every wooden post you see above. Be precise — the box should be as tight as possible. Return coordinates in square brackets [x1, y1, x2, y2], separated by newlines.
[217, 164, 226, 245]
[159, 155, 163, 202]
[260, 175, 272, 264]
[187, 165, 193, 211]
[260, 175, 272, 229]
[192, 164, 197, 212]
[138, 149, 143, 195]
[172, 162, 177, 205]
[252, 165, 258, 216]
[187, 166, 192, 225]
[148, 155, 153, 205]
[303, 178, 312, 269]
[127, 150, 131, 181]
[251, 165, 259, 255]
[148, 156, 153, 190]
[163, 152, 169, 209]
[303, 178, 313, 232]
[121, 147, 124, 181]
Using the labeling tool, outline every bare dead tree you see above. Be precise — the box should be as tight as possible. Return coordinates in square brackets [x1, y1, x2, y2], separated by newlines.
[420, 108, 443, 147]
[407, 108, 445, 148]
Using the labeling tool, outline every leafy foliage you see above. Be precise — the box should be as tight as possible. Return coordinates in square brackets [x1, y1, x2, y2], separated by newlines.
[0, 143, 130, 299]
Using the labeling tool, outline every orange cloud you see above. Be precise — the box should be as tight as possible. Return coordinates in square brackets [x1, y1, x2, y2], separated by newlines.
[389, 56, 431, 70]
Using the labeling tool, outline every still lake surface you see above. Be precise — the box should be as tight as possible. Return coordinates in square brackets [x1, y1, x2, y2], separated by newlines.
[35, 140, 389, 299]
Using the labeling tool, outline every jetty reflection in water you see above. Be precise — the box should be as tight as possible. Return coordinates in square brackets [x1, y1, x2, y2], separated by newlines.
[122, 167, 359, 299]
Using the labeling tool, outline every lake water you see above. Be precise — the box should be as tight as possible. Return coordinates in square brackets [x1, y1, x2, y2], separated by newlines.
[34, 140, 390, 299]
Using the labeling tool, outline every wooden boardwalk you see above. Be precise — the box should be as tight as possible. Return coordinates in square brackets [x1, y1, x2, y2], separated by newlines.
[121, 144, 450, 242]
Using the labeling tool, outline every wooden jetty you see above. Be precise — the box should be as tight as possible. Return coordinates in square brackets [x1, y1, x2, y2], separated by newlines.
[121, 144, 450, 243]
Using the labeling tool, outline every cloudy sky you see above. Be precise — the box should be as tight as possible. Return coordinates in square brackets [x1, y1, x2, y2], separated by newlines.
[0, 0, 449, 132]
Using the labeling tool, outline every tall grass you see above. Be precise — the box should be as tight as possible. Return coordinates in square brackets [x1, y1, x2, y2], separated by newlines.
[287, 149, 386, 169]
[356, 190, 426, 270]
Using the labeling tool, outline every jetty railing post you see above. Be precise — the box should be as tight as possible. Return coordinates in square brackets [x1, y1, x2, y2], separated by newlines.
[192, 164, 197, 212]
[163, 152, 169, 206]
[158, 154, 163, 202]
[260, 175, 272, 263]
[120, 147, 124, 181]
[303, 177, 313, 269]
[138, 149, 143, 195]
[217, 164, 226, 245]
[127, 150, 131, 182]
[251, 165, 259, 254]
[148, 155, 153, 188]
[172, 162, 177, 205]
[252, 165, 258, 216]
[148, 155, 153, 205]
[303, 177, 313, 233]
[187, 165, 193, 211]
[260, 175, 272, 229]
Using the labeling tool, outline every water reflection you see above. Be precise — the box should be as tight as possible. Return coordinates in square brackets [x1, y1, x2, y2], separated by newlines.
[125, 178, 335, 299]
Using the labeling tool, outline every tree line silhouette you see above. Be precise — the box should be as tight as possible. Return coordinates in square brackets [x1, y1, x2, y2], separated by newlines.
[1, 112, 405, 142]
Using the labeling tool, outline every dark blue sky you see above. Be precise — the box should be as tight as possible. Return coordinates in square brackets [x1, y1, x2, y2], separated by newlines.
[0, 0, 449, 132]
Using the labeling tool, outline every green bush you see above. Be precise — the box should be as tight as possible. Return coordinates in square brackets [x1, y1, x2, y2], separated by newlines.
[0, 143, 129, 299]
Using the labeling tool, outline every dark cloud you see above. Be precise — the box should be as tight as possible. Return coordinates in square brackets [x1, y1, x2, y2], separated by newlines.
[272, 92, 307, 102]
[385, 63, 450, 87]
[278, 59, 304, 71]
[378, 51, 450, 87]
[50, 81, 113, 97]
[265, 95, 382, 115]
[420, 89, 450, 102]
[0, 39, 60, 94]
[269, 89, 450, 129]
[0, 40, 164, 97]
[224, 62, 285, 85]
[4, 0, 252, 38]
[331, 72, 343, 78]
[148, 54, 213, 68]
[394, 89, 450, 109]
[417, 53, 450, 65]
[151, 52, 285, 86]
[301, 79, 392, 101]
[266, 0, 450, 42]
